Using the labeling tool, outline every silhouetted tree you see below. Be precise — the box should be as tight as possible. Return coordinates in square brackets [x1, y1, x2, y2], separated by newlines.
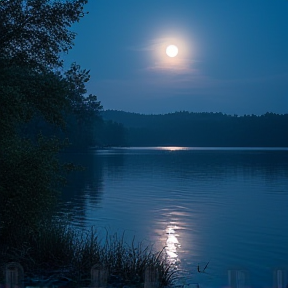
[0, 0, 99, 244]
[0, 0, 87, 71]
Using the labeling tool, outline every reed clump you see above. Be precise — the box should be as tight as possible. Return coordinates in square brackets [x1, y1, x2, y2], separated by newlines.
[0, 219, 176, 287]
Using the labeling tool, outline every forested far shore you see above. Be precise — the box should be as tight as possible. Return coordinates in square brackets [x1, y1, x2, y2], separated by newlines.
[101, 110, 288, 147]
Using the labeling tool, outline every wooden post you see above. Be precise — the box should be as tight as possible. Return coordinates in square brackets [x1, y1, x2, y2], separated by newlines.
[273, 269, 288, 288]
[184, 284, 200, 288]
[144, 266, 160, 288]
[228, 269, 249, 288]
[90, 264, 108, 288]
[5, 262, 24, 288]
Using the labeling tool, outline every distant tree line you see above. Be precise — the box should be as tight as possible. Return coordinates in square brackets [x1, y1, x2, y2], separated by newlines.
[101, 110, 288, 147]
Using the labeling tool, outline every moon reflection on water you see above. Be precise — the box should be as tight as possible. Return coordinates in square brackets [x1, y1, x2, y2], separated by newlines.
[166, 225, 180, 263]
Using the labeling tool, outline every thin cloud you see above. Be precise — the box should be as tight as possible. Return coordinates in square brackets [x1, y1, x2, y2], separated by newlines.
[128, 38, 169, 51]
[146, 59, 196, 74]
[127, 40, 160, 52]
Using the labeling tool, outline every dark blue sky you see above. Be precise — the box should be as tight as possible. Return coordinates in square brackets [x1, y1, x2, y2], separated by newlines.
[65, 0, 288, 115]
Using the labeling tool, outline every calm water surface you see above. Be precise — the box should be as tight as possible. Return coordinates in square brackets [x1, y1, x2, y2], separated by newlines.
[59, 148, 288, 288]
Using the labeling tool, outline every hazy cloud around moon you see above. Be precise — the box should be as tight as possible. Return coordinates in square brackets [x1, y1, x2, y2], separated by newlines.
[129, 37, 197, 74]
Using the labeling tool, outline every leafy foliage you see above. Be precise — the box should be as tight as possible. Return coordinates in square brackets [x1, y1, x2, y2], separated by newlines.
[0, 135, 71, 245]
[0, 0, 102, 246]
[63, 63, 103, 148]
[0, 0, 88, 71]
[0, 60, 69, 134]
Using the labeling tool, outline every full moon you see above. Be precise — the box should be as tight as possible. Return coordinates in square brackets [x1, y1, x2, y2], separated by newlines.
[166, 45, 178, 57]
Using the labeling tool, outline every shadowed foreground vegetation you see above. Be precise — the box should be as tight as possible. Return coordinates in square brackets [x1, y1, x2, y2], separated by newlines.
[0, 220, 176, 287]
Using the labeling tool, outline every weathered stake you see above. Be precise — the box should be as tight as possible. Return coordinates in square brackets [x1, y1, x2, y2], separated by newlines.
[5, 262, 24, 288]
[144, 266, 160, 288]
[90, 264, 109, 288]
[228, 269, 250, 288]
[273, 269, 288, 288]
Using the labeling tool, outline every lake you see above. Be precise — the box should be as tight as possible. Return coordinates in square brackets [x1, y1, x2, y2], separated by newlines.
[59, 147, 288, 288]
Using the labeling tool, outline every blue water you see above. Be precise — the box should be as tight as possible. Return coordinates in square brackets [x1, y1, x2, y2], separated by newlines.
[60, 147, 288, 288]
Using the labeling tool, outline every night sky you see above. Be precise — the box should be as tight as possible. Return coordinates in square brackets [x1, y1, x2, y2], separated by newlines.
[64, 0, 288, 115]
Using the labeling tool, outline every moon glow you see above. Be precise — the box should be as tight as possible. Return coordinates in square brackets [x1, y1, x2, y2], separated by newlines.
[166, 45, 178, 57]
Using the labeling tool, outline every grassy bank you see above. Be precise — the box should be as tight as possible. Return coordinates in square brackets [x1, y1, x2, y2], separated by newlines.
[0, 219, 176, 287]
